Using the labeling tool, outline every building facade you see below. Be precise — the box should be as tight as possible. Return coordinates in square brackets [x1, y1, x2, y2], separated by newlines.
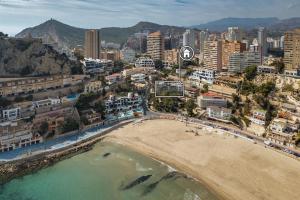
[85, 30, 101, 59]
[284, 29, 300, 70]
[203, 40, 223, 72]
[147, 31, 165, 60]
[197, 92, 227, 109]
[222, 40, 246, 70]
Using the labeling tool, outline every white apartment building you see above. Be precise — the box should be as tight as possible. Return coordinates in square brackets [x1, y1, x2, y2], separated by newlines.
[33, 98, 61, 109]
[257, 65, 277, 74]
[207, 106, 232, 121]
[250, 110, 266, 126]
[189, 69, 216, 84]
[131, 73, 146, 83]
[105, 93, 143, 114]
[81, 58, 113, 74]
[1, 107, 21, 121]
[135, 57, 155, 68]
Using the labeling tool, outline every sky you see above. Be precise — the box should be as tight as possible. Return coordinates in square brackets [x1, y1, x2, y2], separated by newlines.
[0, 0, 300, 35]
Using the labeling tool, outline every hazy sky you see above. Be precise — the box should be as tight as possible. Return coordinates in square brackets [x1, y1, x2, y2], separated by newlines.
[0, 0, 300, 35]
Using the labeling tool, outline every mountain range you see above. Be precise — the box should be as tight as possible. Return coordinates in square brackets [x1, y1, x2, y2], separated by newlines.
[16, 20, 185, 48]
[16, 17, 300, 48]
[191, 17, 300, 31]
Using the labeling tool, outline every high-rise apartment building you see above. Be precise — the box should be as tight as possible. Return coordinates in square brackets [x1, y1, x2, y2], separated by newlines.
[84, 30, 101, 59]
[199, 30, 209, 54]
[284, 29, 300, 70]
[258, 27, 268, 59]
[228, 51, 261, 73]
[147, 31, 165, 60]
[222, 40, 246, 70]
[203, 40, 222, 72]
[183, 29, 196, 50]
[226, 27, 242, 41]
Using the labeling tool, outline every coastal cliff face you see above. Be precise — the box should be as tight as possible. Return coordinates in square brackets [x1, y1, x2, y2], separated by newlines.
[0, 36, 79, 77]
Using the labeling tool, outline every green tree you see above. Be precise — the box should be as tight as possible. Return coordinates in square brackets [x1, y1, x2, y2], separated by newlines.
[62, 118, 79, 133]
[244, 65, 257, 81]
[80, 116, 89, 126]
[258, 82, 276, 96]
[186, 99, 197, 117]
[94, 100, 106, 116]
[39, 122, 49, 136]
[14, 96, 25, 103]
[201, 84, 209, 94]
[271, 60, 285, 74]
[154, 60, 164, 70]
[0, 97, 11, 108]
[25, 95, 33, 101]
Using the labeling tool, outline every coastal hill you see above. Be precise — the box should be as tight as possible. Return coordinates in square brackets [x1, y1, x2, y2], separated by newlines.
[16, 19, 86, 49]
[0, 32, 80, 77]
[192, 17, 300, 31]
[16, 19, 185, 48]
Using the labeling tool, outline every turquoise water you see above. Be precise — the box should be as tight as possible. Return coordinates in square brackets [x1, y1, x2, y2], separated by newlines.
[0, 143, 220, 200]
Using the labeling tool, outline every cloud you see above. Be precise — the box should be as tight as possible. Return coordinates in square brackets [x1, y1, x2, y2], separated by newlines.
[0, 0, 299, 35]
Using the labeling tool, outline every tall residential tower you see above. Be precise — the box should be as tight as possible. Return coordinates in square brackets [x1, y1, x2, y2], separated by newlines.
[147, 31, 165, 60]
[84, 30, 101, 59]
[284, 29, 300, 70]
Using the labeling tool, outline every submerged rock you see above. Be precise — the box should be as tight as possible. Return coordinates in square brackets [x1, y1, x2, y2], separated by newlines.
[141, 171, 189, 196]
[141, 181, 159, 196]
[103, 153, 111, 158]
[122, 175, 152, 190]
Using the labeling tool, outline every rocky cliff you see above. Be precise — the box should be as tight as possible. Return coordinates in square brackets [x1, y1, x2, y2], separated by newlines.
[0, 35, 80, 77]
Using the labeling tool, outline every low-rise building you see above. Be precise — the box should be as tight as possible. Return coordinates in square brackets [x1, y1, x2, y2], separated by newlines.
[1, 107, 21, 121]
[250, 109, 266, 126]
[135, 57, 155, 68]
[131, 73, 146, 83]
[257, 65, 277, 74]
[164, 49, 179, 66]
[267, 118, 299, 147]
[81, 58, 113, 74]
[0, 75, 87, 97]
[105, 93, 143, 114]
[284, 69, 300, 78]
[197, 92, 227, 109]
[207, 106, 232, 122]
[185, 87, 199, 98]
[122, 67, 155, 77]
[84, 81, 102, 93]
[105, 73, 122, 85]
[189, 69, 216, 84]
[80, 109, 102, 125]
[0, 120, 43, 152]
[33, 98, 61, 109]
[32, 106, 79, 135]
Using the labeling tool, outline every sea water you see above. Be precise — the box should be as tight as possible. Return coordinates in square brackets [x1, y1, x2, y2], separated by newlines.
[0, 142, 220, 200]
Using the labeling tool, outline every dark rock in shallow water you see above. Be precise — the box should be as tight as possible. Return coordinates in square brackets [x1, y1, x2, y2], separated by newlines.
[141, 172, 189, 196]
[103, 153, 111, 158]
[141, 181, 159, 196]
[122, 175, 152, 190]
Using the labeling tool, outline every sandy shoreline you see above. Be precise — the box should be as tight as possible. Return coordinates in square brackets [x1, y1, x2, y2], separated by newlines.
[104, 119, 300, 200]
